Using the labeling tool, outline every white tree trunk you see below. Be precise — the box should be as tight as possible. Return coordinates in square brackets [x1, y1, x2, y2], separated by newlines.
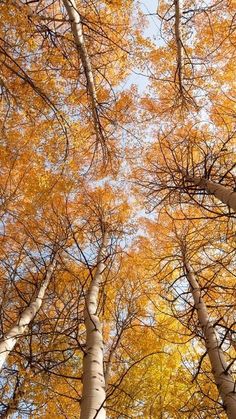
[0, 259, 57, 372]
[62, 0, 104, 147]
[174, 0, 183, 95]
[80, 236, 107, 419]
[184, 261, 236, 418]
[186, 176, 236, 212]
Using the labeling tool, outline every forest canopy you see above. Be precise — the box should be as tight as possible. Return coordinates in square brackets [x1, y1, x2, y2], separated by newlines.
[0, 1, 235, 418]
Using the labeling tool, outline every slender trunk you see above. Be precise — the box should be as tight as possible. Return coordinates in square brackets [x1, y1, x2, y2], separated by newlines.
[2, 374, 23, 418]
[186, 176, 236, 212]
[184, 261, 236, 418]
[80, 235, 107, 419]
[174, 0, 183, 95]
[104, 316, 128, 388]
[0, 258, 57, 372]
[104, 334, 121, 389]
[63, 0, 104, 148]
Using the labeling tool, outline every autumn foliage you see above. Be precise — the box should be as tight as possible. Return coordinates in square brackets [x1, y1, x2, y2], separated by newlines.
[0, 1, 235, 418]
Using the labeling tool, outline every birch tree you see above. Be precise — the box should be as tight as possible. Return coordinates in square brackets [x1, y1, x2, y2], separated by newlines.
[184, 176, 236, 213]
[137, 211, 236, 416]
[80, 227, 107, 419]
[62, 0, 106, 156]
[137, 125, 236, 217]
[0, 255, 58, 373]
[183, 258, 236, 418]
[1, 0, 236, 418]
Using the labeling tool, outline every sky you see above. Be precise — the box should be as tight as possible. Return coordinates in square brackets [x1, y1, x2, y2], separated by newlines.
[122, 1, 161, 93]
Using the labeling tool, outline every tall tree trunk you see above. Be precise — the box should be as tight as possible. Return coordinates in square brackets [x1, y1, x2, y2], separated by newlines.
[80, 234, 107, 419]
[62, 0, 104, 149]
[0, 258, 57, 372]
[104, 337, 120, 390]
[185, 176, 236, 212]
[174, 0, 183, 95]
[2, 373, 24, 418]
[184, 260, 236, 418]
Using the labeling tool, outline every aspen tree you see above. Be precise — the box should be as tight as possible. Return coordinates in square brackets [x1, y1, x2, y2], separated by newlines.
[185, 176, 236, 213]
[0, 256, 58, 372]
[80, 226, 107, 419]
[62, 0, 105, 152]
[183, 258, 236, 419]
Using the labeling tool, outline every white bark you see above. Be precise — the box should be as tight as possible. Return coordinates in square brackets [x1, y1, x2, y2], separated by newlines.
[80, 236, 107, 419]
[104, 336, 119, 389]
[0, 259, 57, 372]
[174, 0, 183, 95]
[184, 261, 236, 418]
[63, 0, 104, 147]
[186, 176, 236, 212]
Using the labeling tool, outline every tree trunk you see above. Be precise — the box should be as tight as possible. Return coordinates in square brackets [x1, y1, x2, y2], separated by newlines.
[186, 176, 236, 212]
[184, 261, 236, 418]
[174, 0, 183, 95]
[0, 258, 57, 372]
[80, 234, 107, 419]
[62, 0, 103, 147]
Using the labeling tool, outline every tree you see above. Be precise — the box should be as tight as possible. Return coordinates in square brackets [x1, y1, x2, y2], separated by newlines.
[0, 254, 58, 373]
[1, 1, 236, 418]
[183, 259, 236, 419]
[136, 124, 236, 217]
[139, 212, 236, 417]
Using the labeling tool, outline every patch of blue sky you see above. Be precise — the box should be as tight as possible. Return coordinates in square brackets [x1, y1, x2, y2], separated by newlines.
[121, 1, 163, 94]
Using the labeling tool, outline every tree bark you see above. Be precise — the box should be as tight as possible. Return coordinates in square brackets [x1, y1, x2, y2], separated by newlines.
[174, 0, 183, 95]
[186, 176, 236, 212]
[0, 258, 57, 372]
[62, 0, 104, 148]
[104, 332, 121, 390]
[80, 234, 107, 419]
[184, 261, 236, 418]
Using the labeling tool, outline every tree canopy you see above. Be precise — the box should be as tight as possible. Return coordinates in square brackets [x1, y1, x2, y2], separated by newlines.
[0, 1, 235, 418]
